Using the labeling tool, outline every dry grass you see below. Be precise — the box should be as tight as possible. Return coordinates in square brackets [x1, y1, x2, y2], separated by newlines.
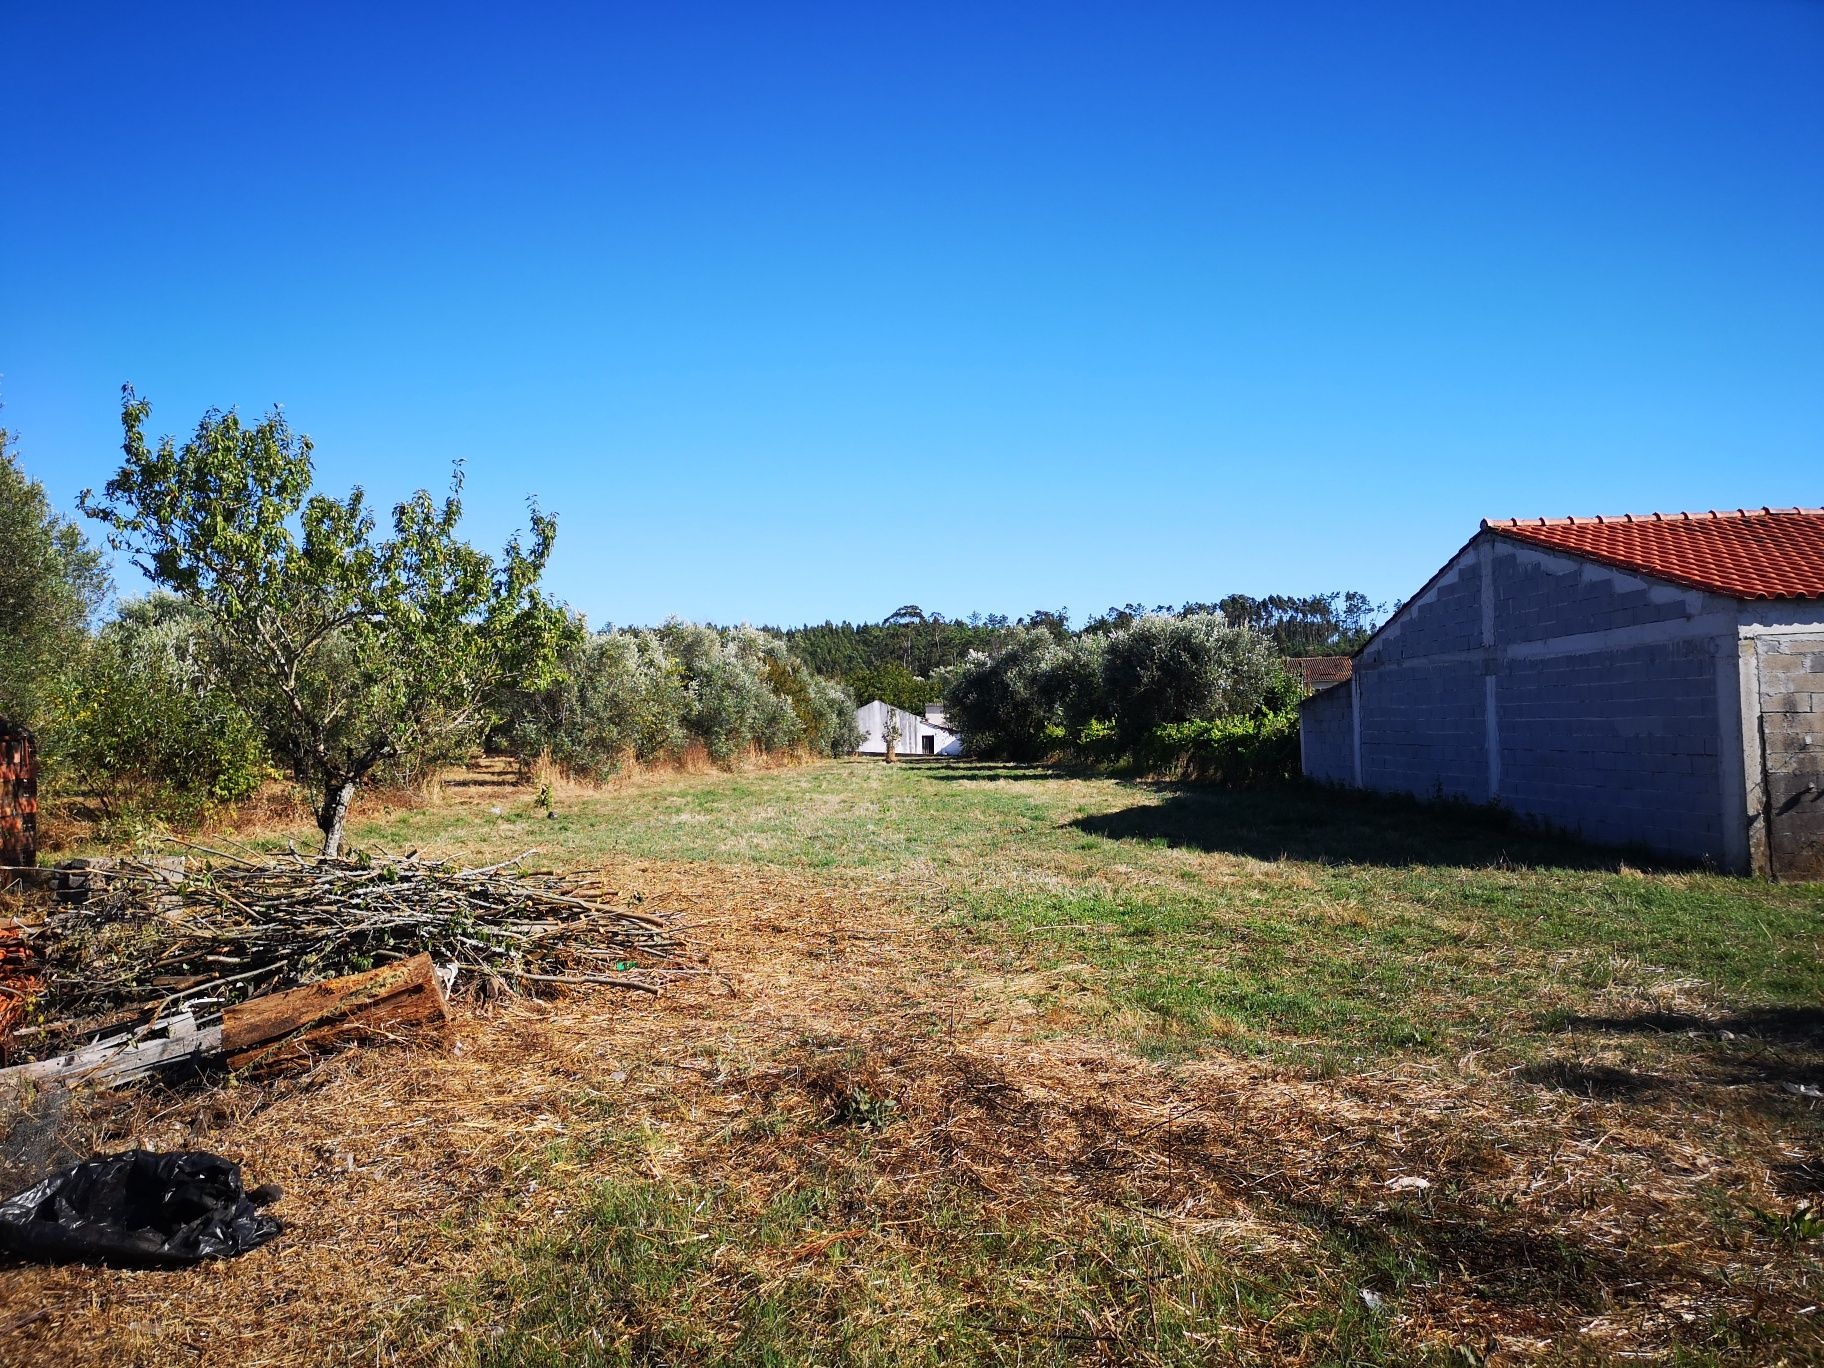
[2, 763, 1820, 1365]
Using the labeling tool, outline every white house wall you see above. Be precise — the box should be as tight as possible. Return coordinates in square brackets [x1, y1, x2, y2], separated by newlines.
[854, 700, 962, 757]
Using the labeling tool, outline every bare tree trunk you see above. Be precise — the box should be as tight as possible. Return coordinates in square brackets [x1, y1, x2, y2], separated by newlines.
[318, 780, 356, 858]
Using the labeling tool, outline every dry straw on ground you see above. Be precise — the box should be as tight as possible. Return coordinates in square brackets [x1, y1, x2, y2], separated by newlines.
[0, 846, 1817, 1366]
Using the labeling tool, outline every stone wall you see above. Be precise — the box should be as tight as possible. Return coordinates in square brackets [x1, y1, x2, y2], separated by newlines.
[1750, 628, 1824, 880]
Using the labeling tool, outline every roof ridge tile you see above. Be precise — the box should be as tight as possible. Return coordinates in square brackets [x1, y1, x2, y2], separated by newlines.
[1484, 507, 1824, 601]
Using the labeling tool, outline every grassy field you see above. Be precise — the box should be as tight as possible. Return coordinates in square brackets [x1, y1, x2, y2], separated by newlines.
[371, 759, 1823, 1064]
[5, 759, 1822, 1366]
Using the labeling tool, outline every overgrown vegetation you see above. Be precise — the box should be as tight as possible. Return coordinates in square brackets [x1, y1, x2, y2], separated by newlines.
[9, 397, 1387, 839]
[497, 620, 859, 778]
[783, 595, 1384, 717]
[944, 614, 1304, 777]
[8, 393, 865, 839]
[81, 387, 564, 854]
[1084, 591, 1385, 655]
[43, 595, 268, 832]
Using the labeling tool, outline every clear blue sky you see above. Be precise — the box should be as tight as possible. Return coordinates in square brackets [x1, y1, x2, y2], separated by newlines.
[4, 2, 1819, 629]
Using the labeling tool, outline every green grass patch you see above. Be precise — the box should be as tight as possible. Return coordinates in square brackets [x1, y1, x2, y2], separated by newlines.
[425, 1168, 1444, 1368]
[335, 760, 1824, 1063]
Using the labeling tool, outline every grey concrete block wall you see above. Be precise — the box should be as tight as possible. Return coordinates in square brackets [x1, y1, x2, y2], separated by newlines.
[1358, 659, 1488, 801]
[1299, 683, 1354, 785]
[1361, 559, 1480, 666]
[1490, 542, 1698, 644]
[1497, 637, 1725, 861]
[1350, 549, 1491, 802]
[1303, 530, 1755, 869]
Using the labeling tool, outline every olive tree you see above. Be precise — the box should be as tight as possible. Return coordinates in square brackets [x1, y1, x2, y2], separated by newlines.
[83, 387, 560, 855]
[942, 629, 1069, 760]
[1099, 613, 1288, 742]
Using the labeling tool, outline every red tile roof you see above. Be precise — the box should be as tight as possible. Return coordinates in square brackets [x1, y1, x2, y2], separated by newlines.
[1284, 656, 1353, 690]
[1484, 508, 1824, 601]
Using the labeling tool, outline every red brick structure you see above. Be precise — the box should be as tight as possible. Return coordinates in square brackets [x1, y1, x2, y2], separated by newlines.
[0, 721, 37, 869]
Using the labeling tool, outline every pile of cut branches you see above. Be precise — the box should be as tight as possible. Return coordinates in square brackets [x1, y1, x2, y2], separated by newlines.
[10, 845, 676, 1056]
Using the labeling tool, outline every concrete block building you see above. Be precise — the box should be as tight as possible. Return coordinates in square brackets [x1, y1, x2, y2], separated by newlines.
[1300, 508, 1824, 877]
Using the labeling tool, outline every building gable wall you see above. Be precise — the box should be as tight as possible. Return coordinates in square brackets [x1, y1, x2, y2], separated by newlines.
[1312, 533, 1748, 869]
[854, 700, 962, 756]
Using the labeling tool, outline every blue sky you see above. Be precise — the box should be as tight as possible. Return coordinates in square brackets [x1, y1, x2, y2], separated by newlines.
[4, 2, 1819, 630]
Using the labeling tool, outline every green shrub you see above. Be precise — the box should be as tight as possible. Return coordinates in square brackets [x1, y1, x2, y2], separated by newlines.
[501, 628, 688, 778]
[943, 630, 1080, 760]
[1130, 711, 1301, 786]
[0, 430, 110, 732]
[44, 596, 269, 827]
[945, 615, 1301, 772]
[1068, 717, 1126, 765]
[1099, 614, 1290, 744]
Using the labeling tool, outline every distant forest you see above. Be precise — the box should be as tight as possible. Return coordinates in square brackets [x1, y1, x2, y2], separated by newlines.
[779, 593, 1386, 713]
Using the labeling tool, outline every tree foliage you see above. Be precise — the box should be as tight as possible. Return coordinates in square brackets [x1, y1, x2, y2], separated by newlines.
[943, 614, 1299, 763]
[941, 631, 1074, 761]
[788, 594, 1379, 710]
[1083, 593, 1384, 654]
[1209, 592, 1385, 656]
[0, 427, 109, 729]
[499, 620, 858, 775]
[82, 387, 560, 854]
[842, 662, 939, 714]
[1099, 614, 1293, 743]
[782, 608, 1068, 682]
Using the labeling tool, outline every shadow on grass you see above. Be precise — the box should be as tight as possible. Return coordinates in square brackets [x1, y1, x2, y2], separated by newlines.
[1513, 1060, 1669, 1101]
[1294, 1199, 1628, 1312]
[1062, 782, 1671, 873]
[1554, 1007, 1824, 1047]
[920, 762, 1098, 782]
[1545, 1007, 1824, 1093]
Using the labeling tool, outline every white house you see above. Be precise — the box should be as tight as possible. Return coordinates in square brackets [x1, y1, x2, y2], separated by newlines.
[854, 700, 962, 757]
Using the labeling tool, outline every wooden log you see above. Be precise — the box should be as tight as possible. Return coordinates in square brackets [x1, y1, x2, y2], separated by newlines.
[221, 952, 449, 1072]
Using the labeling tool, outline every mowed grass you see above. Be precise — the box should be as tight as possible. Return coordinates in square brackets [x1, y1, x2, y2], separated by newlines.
[442, 1171, 1414, 1368]
[355, 758, 1823, 1064]
[329, 760, 1824, 1367]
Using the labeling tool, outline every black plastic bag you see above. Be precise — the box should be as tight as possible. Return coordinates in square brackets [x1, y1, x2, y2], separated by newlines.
[0, 1149, 282, 1266]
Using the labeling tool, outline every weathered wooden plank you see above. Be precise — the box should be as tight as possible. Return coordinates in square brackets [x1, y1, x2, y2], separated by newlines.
[0, 1013, 220, 1091]
[0, 955, 452, 1093]
[221, 952, 449, 1072]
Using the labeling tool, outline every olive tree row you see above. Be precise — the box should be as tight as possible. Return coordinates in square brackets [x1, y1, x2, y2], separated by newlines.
[498, 619, 860, 777]
[943, 614, 1296, 760]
